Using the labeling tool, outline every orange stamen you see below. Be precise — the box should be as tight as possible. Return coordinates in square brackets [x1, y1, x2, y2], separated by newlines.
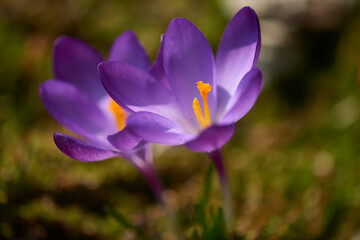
[193, 81, 212, 130]
[193, 98, 207, 130]
[108, 99, 127, 131]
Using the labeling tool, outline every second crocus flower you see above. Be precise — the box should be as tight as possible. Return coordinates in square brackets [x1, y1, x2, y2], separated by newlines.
[39, 32, 163, 202]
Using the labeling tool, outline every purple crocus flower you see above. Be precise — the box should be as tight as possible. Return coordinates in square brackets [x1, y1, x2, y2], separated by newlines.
[39, 32, 163, 202]
[99, 7, 262, 222]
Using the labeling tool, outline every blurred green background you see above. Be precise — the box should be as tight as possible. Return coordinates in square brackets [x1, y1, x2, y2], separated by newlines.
[1, 0, 360, 239]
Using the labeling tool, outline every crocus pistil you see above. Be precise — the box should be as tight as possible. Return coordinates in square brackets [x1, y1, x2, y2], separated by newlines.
[193, 81, 212, 130]
[108, 98, 127, 131]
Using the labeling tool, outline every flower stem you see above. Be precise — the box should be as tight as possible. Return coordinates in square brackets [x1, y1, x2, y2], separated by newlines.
[209, 148, 232, 230]
[127, 144, 164, 205]
[138, 162, 182, 239]
[136, 162, 164, 205]
[128, 150, 180, 237]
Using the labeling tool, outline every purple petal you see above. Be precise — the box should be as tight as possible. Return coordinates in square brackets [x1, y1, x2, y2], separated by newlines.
[126, 112, 193, 145]
[185, 124, 236, 153]
[215, 7, 261, 101]
[220, 68, 263, 124]
[39, 80, 114, 141]
[53, 36, 106, 102]
[54, 133, 118, 162]
[149, 35, 171, 90]
[99, 61, 179, 118]
[109, 31, 151, 71]
[163, 18, 216, 125]
[107, 127, 142, 152]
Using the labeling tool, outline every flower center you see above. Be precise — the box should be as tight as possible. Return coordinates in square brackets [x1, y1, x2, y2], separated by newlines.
[193, 81, 212, 130]
[108, 99, 127, 131]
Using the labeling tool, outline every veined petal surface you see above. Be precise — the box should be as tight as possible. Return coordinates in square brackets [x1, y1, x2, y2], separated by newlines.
[39, 80, 115, 141]
[220, 68, 263, 124]
[185, 124, 236, 153]
[215, 7, 261, 108]
[99, 62, 179, 119]
[54, 133, 118, 162]
[53, 36, 106, 102]
[107, 127, 142, 152]
[126, 112, 194, 145]
[163, 18, 216, 125]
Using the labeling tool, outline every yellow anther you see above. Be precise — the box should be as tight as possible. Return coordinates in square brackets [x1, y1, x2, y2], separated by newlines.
[193, 81, 212, 130]
[108, 99, 127, 131]
[197, 81, 212, 98]
[196, 81, 212, 124]
[193, 98, 207, 130]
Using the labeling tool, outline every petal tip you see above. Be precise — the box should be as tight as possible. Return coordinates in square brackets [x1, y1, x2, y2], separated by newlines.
[53, 36, 85, 54]
[239, 6, 257, 16]
[169, 17, 187, 24]
[38, 82, 45, 95]
[53, 132, 62, 140]
[111, 30, 138, 46]
[121, 30, 137, 38]
[53, 132, 117, 162]
[54, 35, 73, 47]
[38, 79, 55, 100]
[168, 17, 195, 30]
[97, 61, 114, 78]
[107, 129, 142, 153]
[97, 61, 105, 71]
